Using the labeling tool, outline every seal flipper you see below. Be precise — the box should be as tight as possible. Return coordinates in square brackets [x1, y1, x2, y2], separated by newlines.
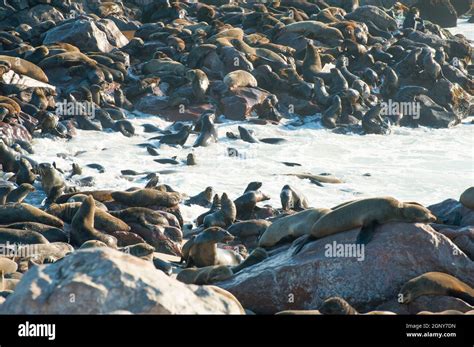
[292, 234, 314, 256]
[356, 220, 379, 245]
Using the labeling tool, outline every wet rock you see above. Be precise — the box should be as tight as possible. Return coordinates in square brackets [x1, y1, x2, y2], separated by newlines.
[217, 223, 473, 314]
[428, 199, 470, 225]
[11, 5, 65, 27]
[218, 88, 270, 120]
[43, 18, 128, 53]
[0, 123, 32, 145]
[0, 247, 244, 314]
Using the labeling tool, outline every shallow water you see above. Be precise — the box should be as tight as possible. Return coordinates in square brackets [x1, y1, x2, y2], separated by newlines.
[26, 21, 474, 223]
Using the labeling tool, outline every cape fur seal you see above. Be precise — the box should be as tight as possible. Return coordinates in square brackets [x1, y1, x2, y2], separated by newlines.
[460, 187, 474, 210]
[5, 184, 35, 203]
[259, 208, 330, 248]
[177, 265, 233, 285]
[203, 193, 236, 228]
[70, 196, 117, 248]
[46, 202, 130, 233]
[280, 185, 309, 211]
[293, 197, 437, 255]
[186, 227, 242, 268]
[223, 70, 258, 90]
[400, 272, 474, 306]
[0, 204, 64, 228]
[111, 189, 180, 208]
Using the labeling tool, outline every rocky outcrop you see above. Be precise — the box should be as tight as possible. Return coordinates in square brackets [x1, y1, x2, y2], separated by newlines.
[217, 223, 473, 314]
[0, 248, 244, 314]
[43, 18, 128, 53]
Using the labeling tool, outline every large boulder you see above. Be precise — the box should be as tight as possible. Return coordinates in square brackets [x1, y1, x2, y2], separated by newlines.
[10, 5, 65, 27]
[360, 0, 459, 28]
[0, 248, 244, 314]
[428, 198, 474, 227]
[217, 223, 474, 314]
[0, 123, 32, 145]
[217, 87, 271, 120]
[43, 18, 129, 53]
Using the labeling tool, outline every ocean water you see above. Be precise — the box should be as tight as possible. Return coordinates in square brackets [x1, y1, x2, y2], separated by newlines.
[27, 21, 474, 223]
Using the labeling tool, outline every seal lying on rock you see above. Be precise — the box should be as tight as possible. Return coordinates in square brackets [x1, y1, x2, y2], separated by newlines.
[259, 208, 331, 248]
[70, 196, 117, 248]
[400, 272, 474, 306]
[111, 189, 180, 208]
[293, 197, 437, 254]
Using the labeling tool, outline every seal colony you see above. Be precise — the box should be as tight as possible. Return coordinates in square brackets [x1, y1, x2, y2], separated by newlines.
[0, 0, 472, 315]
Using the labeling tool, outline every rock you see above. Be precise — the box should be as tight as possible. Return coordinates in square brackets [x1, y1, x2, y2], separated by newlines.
[135, 96, 213, 121]
[11, 5, 65, 27]
[0, 123, 32, 145]
[218, 87, 270, 120]
[43, 18, 128, 53]
[416, 0, 458, 28]
[414, 95, 461, 128]
[345, 6, 398, 31]
[428, 199, 470, 225]
[217, 223, 473, 314]
[0, 248, 244, 314]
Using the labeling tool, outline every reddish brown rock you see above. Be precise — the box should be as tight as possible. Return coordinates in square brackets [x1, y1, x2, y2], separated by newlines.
[218, 87, 270, 120]
[0, 123, 32, 145]
[135, 96, 213, 121]
[217, 223, 474, 314]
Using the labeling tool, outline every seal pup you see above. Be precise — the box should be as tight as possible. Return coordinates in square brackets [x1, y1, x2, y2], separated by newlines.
[177, 265, 233, 285]
[293, 197, 437, 255]
[37, 163, 66, 201]
[203, 193, 236, 228]
[319, 297, 358, 315]
[185, 187, 214, 208]
[231, 247, 268, 274]
[187, 227, 242, 268]
[155, 125, 191, 146]
[400, 272, 474, 306]
[259, 208, 330, 248]
[5, 184, 35, 203]
[280, 185, 309, 211]
[238, 126, 259, 143]
[15, 158, 36, 185]
[70, 196, 117, 248]
[193, 113, 218, 147]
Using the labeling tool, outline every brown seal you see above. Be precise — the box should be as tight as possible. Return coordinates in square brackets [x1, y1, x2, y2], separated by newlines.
[70, 196, 117, 248]
[186, 227, 242, 268]
[293, 197, 437, 254]
[203, 193, 236, 228]
[46, 202, 130, 233]
[5, 184, 35, 203]
[400, 272, 474, 305]
[0, 203, 64, 228]
[259, 208, 330, 248]
[111, 189, 180, 208]
[177, 265, 233, 285]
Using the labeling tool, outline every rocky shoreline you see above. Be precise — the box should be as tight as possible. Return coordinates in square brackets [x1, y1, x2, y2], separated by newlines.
[0, 1, 473, 314]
